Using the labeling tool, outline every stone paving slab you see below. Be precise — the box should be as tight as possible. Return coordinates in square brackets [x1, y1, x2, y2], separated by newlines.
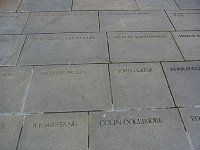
[18, 113, 88, 150]
[73, 0, 139, 10]
[0, 115, 23, 150]
[0, 0, 22, 12]
[172, 31, 200, 61]
[24, 64, 111, 113]
[0, 12, 29, 34]
[23, 11, 99, 34]
[162, 61, 200, 107]
[18, 0, 72, 12]
[89, 109, 191, 150]
[175, 0, 200, 9]
[18, 33, 109, 65]
[166, 10, 200, 31]
[110, 63, 174, 109]
[0, 67, 32, 113]
[108, 32, 183, 62]
[180, 108, 200, 150]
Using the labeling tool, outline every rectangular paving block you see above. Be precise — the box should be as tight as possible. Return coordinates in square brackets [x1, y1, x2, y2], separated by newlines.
[110, 63, 174, 109]
[0, 0, 22, 12]
[0, 35, 26, 66]
[23, 11, 99, 34]
[108, 32, 183, 62]
[18, 113, 88, 150]
[166, 10, 200, 31]
[180, 108, 200, 150]
[0, 12, 29, 34]
[24, 64, 112, 113]
[172, 31, 200, 61]
[89, 109, 191, 150]
[73, 0, 139, 10]
[0, 115, 23, 150]
[18, 33, 109, 65]
[175, 0, 200, 9]
[99, 11, 174, 32]
[0, 67, 32, 113]
[162, 61, 200, 107]
[18, 0, 72, 12]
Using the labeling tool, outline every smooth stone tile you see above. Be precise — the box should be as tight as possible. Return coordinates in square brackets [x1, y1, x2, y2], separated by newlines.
[108, 32, 183, 62]
[18, 33, 108, 65]
[18, 113, 88, 150]
[73, 0, 139, 10]
[180, 108, 200, 150]
[162, 61, 200, 107]
[23, 11, 99, 34]
[172, 31, 200, 60]
[24, 64, 111, 113]
[110, 63, 174, 109]
[90, 109, 191, 150]
[0, 35, 26, 66]
[100, 11, 174, 32]
[0, 0, 22, 12]
[0, 67, 32, 113]
[0, 12, 29, 34]
[166, 10, 200, 31]
[0, 115, 23, 150]
[175, 0, 200, 9]
[18, 0, 72, 12]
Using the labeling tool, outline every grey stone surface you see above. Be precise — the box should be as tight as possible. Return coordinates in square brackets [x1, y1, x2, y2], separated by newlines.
[175, 0, 200, 9]
[0, 115, 23, 150]
[24, 64, 111, 113]
[23, 11, 99, 34]
[18, 0, 72, 12]
[99, 11, 174, 32]
[180, 108, 200, 150]
[110, 63, 174, 109]
[0, 0, 22, 12]
[166, 10, 200, 31]
[18, 33, 109, 65]
[162, 61, 200, 107]
[18, 113, 88, 150]
[0, 12, 29, 34]
[90, 109, 191, 150]
[0, 67, 32, 113]
[0, 35, 26, 66]
[172, 31, 200, 61]
[108, 32, 183, 62]
[73, 0, 139, 10]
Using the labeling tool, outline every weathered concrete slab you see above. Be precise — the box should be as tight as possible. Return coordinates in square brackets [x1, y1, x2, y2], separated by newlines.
[175, 0, 200, 9]
[162, 61, 200, 107]
[18, 113, 88, 150]
[18, 33, 109, 65]
[90, 109, 191, 150]
[100, 11, 174, 32]
[23, 11, 99, 34]
[108, 32, 183, 62]
[0, 67, 32, 113]
[166, 10, 200, 31]
[0, 12, 29, 34]
[24, 64, 111, 113]
[0, 0, 22, 12]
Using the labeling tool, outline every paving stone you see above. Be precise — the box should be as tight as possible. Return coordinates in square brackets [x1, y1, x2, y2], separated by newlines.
[18, 33, 109, 65]
[100, 11, 174, 32]
[0, 115, 23, 150]
[172, 31, 200, 61]
[180, 108, 200, 150]
[73, 0, 139, 10]
[24, 64, 111, 113]
[18, 113, 88, 150]
[0, 0, 22, 12]
[175, 0, 200, 9]
[89, 109, 191, 150]
[0, 67, 32, 113]
[136, 0, 179, 10]
[23, 11, 99, 34]
[110, 63, 174, 109]
[0, 12, 29, 34]
[0, 35, 26, 66]
[108, 32, 183, 62]
[18, 0, 72, 12]
[166, 10, 200, 31]
[162, 61, 200, 107]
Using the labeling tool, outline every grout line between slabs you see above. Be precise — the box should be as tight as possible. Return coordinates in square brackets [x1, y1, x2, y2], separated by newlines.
[164, 10, 176, 31]
[16, 115, 25, 150]
[16, 0, 24, 12]
[134, 0, 140, 11]
[98, 11, 101, 32]
[88, 112, 90, 150]
[21, 12, 31, 34]
[173, 0, 181, 10]
[105, 32, 111, 63]
[71, 0, 74, 11]
[108, 64, 114, 105]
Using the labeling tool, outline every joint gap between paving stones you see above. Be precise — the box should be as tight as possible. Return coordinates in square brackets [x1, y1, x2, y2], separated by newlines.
[173, 0, 181, 10]
[71, 0, 74, 11]
[134, 0, 140, 10]
[88, 112, 90, 150]
[16, 115, 25, 150]
[16, 0, 24, 12]
[98, 11, 100, 32]
[108, 64, 114, 105]
[21, 12, 31, 34]
[105, 32, 111, 63]
[164, 10, 176, 31]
